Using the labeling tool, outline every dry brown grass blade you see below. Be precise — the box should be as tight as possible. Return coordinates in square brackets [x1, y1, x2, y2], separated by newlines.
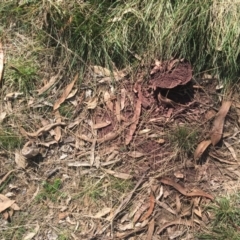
[93, 121, 111, 130]
[194, 140, 211, 161]
[157, 219, 193, 234]
[139, 191, 155, 222]
[53, 73, 78, 110]
[211, 101, 232, 146]
[160, 178, 214, 200]
[26, 122, 66, 137]
[0, 42, 4, 86]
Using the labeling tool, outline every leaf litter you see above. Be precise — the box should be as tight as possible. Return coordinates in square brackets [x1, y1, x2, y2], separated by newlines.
[1, 54, 239, 239]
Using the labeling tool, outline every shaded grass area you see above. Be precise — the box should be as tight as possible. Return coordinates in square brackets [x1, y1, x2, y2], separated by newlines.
[0, 0, 240, 84]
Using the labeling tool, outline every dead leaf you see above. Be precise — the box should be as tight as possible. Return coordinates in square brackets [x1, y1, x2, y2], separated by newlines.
[156, 138, 165, 144]
[120, 88, 126, 110]
[37, 72, 60, 95]
[125, 98, 141, 145]
[176, 194, 181, 213]
[25, 122, 66, 137]
[11, 202, 20, 211]
[138, 129, 151, 135]
[146, 219, 155, 240]
[93, 65, 111, 77]
[54, 110, 62, 142]
[89, 139, 96, 166]
[0, 111, 6, 123]
[139, 191, 155, 221]
[66, 88, 78, 99]
[174, 171, 184, 179]
[93, 121, 111, 130]
[15, 151, 27, 169]
[0, 42, 4, 86]
[53, 73, 78, 110]
[160, 177, 214, 200]
[115, 99, 121, 122]
[0, 198, 15, 213]
[104, 91, 113, 111]
[133, 203, 149, 223]
[127, 151, 145, 158]
[194, 140, 211, 161]
[68, 119, 81, 129]
[211, 101, 232, 146]
[102, 168, 132, 180]
[23, 224, 40, 240]
[59, 212, 69, 220]
[4, 92, 23, 101]
[3, 211, 9, 220]
[93, 207, 111, 218]
[86, 96, 98, 109]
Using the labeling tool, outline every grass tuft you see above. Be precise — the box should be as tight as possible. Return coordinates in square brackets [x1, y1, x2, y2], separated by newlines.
[199, 193, 240, 240]
[0, 128, 23, 151]
[36, 178, 62, 202]
[169, 125, 198, 157]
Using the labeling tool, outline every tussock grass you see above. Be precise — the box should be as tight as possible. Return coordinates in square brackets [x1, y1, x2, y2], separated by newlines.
[199, 193, 240, 240]
[1, 0, 239, 84]
[169, 125, 199, 158]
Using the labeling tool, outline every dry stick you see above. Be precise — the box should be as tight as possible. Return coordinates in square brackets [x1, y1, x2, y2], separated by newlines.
[100, 172, 147, 237]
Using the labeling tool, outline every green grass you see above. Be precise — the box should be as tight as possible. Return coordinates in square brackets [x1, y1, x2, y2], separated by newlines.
[1, 0, 239, 85]
[169, 125, 199, 157]
[59, 103, 74, 119]
[73, 175, 133, 203]
[6, 60, 39, 93]
[0, 128, 23, 151]
[199, 193, 240, 240]
[35, 178, 62, 202]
